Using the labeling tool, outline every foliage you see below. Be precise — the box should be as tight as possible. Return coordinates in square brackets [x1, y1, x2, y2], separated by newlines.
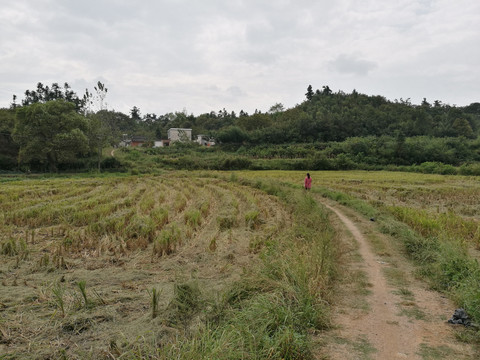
[0, 108, 18, 170]
[310, 172, 480, 329]
[13, 100, 91, 172]
[18, 82, 89, 113]
[3, 84, 480, 173]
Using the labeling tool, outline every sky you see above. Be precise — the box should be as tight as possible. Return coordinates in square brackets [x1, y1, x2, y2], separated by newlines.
[1, 0, 479, 116]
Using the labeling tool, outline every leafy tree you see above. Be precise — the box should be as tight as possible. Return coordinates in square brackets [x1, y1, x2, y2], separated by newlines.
[13, 100, 90, 172]
[0, 108, 18, 170]
[322, 85, 332, 95]
[19, 82, 88, 113]
[305, 85, 314, 101]
[130, 106, 141, 121]
[452, 118, 474, 138]
[236, 113, 272, 131]
[216, 126, 250, 144]
[464, 102, 480, 115]
[268, 103, 285, 114]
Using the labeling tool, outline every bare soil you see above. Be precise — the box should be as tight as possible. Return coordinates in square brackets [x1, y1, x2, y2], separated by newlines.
[317, 199, 476, 360]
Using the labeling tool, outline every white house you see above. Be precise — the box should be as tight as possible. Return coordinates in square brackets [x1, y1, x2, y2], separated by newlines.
[196, 135, 208, 146]
[197, 135, 215, 146]
[154, 140, 171, 148]
[167, 128, 192, 142]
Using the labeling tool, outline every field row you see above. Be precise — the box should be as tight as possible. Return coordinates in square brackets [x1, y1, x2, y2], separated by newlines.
[0, 174, 291, 265]
[0, 174, 295, 357]
[237, 170, 480, 248]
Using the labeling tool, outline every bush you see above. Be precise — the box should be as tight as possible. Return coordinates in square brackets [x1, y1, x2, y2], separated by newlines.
[215, 157, 252, 170]
[101, 156, 123, 169]
[459, 163, 480, 176]
[416, 162, 458, 175]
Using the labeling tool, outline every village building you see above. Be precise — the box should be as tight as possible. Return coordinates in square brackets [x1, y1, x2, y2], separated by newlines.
[153, 139, 171, 148]
[152, 129, 214, 148]
[196, 135, 215, 147]
[130, 136, 147, 147]
[167, 128, 192, 142]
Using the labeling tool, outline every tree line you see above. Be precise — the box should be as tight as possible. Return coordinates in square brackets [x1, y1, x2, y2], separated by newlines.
[1, 82, 479, 172]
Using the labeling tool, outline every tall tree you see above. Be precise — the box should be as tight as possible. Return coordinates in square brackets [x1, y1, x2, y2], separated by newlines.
[268, 103, 285, 114]
[130, 106, 141, 121]
[322, 85, 332, 95]
[19, 82, 88, 113]
[0, 108, 18, 170]
[13, 100, 90, 172]
[305, 85, 314, 101]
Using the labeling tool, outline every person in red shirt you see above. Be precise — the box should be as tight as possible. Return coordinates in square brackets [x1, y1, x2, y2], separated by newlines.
[304, 173, 312, 190]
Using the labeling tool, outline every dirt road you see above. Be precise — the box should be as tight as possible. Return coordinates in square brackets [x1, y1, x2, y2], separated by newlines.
[319, 200, 476, 359]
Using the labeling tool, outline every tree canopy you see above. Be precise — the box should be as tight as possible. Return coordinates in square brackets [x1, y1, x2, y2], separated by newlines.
[14, 100, 91, 172]
[2, 83, 480, 172]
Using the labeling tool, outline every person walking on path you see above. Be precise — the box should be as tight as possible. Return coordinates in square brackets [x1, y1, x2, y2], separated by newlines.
[304, 173, 312, 190]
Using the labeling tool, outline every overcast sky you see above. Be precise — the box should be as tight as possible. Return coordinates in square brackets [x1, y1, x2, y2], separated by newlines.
[1, 0, 479, 116]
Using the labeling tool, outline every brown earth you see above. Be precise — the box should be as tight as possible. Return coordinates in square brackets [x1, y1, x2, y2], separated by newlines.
[317, 199, 476, 360]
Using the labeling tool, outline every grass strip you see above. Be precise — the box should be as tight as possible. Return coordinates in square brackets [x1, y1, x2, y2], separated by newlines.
[116, 175, 337, 359]
[316, 185, 480, 343]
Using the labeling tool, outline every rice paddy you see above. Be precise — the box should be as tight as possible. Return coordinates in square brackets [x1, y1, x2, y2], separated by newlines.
[1, 171, 336, 359]
[1, 170, 479, 358]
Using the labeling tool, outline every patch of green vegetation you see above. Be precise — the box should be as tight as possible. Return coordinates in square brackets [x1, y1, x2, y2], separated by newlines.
[136, 177, 338, 358]
[398, 304, 427, 321]
[454, 328, 480, 345]
[352, 335, 377, 359]
[165, 282, 202, 327]
[216, 215, 236, 231]
[316, 187, 380, 220]
[393, 287, 415, 301]
[245, 209, 261, 229]
[184, 209, 201, 228]
[152, 223, 182, 256]
[383, 267, 409, 288]
[418, 343, 456, 359]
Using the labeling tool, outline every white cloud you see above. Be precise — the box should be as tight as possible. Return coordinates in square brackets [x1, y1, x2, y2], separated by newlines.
[329, 54, 377, 76]
[1, 0, 479, 114]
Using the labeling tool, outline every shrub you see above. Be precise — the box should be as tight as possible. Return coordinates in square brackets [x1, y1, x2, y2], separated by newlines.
[151, 208, 169, 229]
[101, 156, 123, 169]
[184, 209, 201, 228]
[153, 224, 181, 256]
[166, 282, 202, 326]
[245, 210, 261, 229]
[125, 215, 156, 243]
[459, 163, 480, 176]
[217, 215, 236, 231]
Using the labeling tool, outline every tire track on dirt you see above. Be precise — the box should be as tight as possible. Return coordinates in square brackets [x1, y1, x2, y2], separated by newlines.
[319, 201, 476, 360]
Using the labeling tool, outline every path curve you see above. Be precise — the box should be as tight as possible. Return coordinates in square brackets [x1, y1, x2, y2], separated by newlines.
[320, 201, 475, 360]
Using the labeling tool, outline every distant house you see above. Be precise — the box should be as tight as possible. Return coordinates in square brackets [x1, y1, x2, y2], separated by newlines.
[167, 128, 192, 142]
[154, 140, 170, 148]
[131, 136, 147, 147]
[197, 135, 215, 147]
[197, 135, 208, 146]
[119, 139, 131, 147]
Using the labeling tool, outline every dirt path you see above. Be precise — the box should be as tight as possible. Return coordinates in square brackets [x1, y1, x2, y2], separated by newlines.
[319, 201, 476, 360]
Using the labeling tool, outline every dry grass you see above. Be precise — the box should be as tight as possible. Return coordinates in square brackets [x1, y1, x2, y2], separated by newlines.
[0, 172, 296, 358]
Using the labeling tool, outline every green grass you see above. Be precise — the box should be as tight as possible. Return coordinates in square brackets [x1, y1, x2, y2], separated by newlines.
[245, 209, 261, 229]
[233, 170, 480, 343]
[5, 170, 480, 356]
[418, 343, 456, 359]
[119, 176, 338, 358]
